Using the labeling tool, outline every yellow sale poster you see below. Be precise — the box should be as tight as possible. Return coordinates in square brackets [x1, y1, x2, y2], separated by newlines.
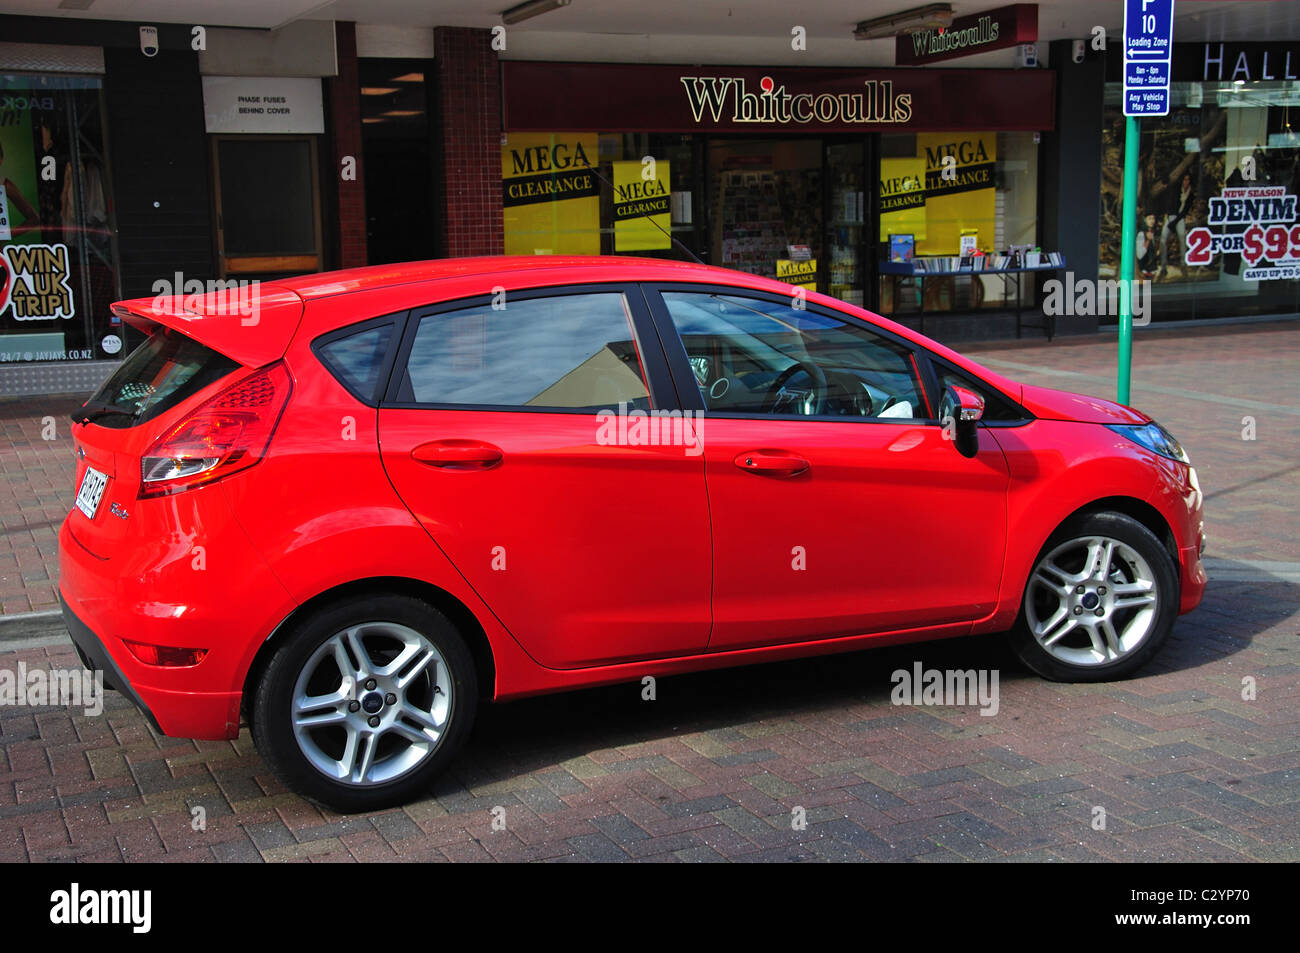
[775, 258, 817, 289]
[915, 132, 996, 255]
[502, 133, 599, 255]
[612, 159, 671, 252]
[879, 156, 927, 245]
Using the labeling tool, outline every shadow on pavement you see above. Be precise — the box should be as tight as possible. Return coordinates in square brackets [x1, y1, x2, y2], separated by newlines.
[453, 556, 1296, 788]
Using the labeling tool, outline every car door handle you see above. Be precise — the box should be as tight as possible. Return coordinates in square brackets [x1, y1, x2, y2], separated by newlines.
[733, 450, 810, 477]
[411, 440, 503, 469]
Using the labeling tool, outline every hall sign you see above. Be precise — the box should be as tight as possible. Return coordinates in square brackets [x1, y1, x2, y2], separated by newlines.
[202, 76, 325, 135]
[894, 4, 1038, 67]
[1198, 42, 1300, 82]
[501, 62, 1056, 134]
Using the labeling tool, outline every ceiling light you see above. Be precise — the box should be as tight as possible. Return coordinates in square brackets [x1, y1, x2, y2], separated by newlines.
[361, 87, 399, 96]
[854, 3, 953, 40]
[382, 109, 422, 117]
[390, 73, 424, 83]
[501, 0, 572, 26]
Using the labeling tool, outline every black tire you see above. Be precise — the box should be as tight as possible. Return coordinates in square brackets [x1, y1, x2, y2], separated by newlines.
[1009, 512, 1180, 682]
[252, 594, 478, 812]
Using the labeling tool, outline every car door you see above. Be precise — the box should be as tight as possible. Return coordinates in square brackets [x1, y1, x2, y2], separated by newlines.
[377, 284, 711, 669]
[644, 285, 1010, 652]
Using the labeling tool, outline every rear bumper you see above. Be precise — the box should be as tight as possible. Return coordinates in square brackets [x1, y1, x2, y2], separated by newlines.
[57, 502, 293, 741]
[59, 589, 241, 739]
[60, 594, 164, 735]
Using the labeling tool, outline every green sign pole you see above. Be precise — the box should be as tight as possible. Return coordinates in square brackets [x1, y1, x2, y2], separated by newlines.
[1117, 114, 1140, 405]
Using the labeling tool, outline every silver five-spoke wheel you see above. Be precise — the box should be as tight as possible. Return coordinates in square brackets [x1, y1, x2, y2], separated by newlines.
[1025, 535, 1159, 666]
[291, 622, 453, 786]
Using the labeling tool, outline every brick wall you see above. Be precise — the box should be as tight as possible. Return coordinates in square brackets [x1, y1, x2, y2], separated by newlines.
[433, 27, 503, 257]
[328, 22, 368, 269]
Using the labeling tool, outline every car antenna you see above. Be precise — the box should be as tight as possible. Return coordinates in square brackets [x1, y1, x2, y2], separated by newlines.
[576, 158, 706, 265]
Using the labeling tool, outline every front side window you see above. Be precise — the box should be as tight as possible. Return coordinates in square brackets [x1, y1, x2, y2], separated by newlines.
[660, 291, 925, 419]
[396, 291, 650, 411]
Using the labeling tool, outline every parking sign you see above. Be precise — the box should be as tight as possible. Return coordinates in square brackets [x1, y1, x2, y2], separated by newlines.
[1123, 0, 1175, 116]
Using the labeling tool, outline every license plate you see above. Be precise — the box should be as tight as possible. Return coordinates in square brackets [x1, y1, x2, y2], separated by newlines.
[75, 466, 109, 520]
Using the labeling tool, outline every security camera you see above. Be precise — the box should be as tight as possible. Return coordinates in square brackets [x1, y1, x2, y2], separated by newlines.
[1072, 39, 1086, 64]
[140, 26, 159, 57]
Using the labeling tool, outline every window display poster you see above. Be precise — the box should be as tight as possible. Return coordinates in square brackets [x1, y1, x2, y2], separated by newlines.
[879, 156, 927, 244]
[916, 132, 996, 255]
[879, 134, 996, 254]
[0, 104, 40, 247]
[776, 258, 817, 289]
[613, 159, 671, 251]
[1099, 104, 1227, 285]
[502, 133, 600, 256]
[1185, 185, 1300, 281]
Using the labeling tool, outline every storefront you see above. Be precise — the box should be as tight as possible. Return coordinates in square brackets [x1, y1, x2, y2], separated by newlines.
[499, 61, 1056, 324]
[0, 62, 122, 371]
[0, 15, 360, 397]
[1102, 41, 1300, 320]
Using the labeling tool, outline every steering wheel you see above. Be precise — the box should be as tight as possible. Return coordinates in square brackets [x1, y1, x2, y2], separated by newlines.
[761, 360, 828, 415]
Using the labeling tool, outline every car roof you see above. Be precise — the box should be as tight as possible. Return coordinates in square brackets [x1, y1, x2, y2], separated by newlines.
[270, 255, 762, 300]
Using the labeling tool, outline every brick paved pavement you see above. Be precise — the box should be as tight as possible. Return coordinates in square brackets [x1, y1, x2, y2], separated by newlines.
[0, 319, 1297, 862]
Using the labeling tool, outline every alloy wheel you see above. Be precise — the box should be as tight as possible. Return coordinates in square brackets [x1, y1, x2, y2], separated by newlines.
[290, 622, 452, 786]
[1024, 535, 1159, 667]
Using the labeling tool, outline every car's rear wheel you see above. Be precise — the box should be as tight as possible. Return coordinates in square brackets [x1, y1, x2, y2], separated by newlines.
[1009, 512, 1179, 681]
[252, 595, 477, 812]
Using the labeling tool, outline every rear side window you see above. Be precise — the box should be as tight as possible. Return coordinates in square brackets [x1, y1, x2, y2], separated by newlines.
[395, 292, 650, 411]
[316, 323, 395, 404]
[82, 327, 239, 428]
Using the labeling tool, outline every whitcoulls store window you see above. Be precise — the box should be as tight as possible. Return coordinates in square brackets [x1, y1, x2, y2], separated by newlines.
[0, 73, 121, 363]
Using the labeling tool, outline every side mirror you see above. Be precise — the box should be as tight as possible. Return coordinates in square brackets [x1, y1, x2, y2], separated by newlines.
[940, 384, 985, 458]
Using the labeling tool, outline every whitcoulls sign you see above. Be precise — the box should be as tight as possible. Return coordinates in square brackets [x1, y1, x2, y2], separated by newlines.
[202, 76, 325, 135]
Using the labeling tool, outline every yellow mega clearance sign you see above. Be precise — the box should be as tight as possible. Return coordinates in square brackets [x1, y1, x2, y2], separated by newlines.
[612, 159, 671, 251]
[878, 132, 997, 255]
[918, 132, 996, 255]
[502, 133, 600, 255]
[775, 258, 818, 289]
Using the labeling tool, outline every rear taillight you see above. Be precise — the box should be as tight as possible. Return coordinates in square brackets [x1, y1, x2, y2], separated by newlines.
[138, 362, 292, 498]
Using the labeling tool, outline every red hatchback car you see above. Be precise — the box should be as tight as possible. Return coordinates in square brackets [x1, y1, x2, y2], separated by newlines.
[59, 257, 1206, 810]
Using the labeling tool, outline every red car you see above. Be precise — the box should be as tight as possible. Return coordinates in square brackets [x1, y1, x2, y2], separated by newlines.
[59, 257, 1206, 811]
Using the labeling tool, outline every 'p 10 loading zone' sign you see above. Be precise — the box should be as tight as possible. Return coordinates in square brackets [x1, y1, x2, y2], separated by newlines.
[1185, 186, 1300, 280]
[0, 243, 75, 320]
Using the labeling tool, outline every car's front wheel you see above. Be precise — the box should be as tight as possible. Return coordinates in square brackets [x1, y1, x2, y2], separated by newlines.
[252, 595, 477, 812]
[1009, 512, 1179, 681]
